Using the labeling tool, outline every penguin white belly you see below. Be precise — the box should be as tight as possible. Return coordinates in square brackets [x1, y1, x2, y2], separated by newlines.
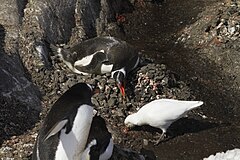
[74, 54, 95, 67]
[55, 105, 93, 160]
[100, 64, 113, 74]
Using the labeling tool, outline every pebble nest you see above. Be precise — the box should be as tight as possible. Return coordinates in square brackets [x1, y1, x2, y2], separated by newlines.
[38, 55, 193, 150]
[0, 53, 194, 159]
[90, 61, 192, 148]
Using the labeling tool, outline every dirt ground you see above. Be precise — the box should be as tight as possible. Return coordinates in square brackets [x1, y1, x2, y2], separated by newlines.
[123, 0, 240, 159]
[1, 0, 240, 159]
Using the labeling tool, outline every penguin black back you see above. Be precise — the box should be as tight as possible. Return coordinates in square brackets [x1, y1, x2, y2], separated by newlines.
[42, 83, 93, 137]
[86, 116, 113, 160]
[51, 36, 139, 75]
[32, 83, 94, 160]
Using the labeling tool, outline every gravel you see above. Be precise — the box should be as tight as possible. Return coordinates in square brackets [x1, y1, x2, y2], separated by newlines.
[5, 0, 240, 159]
[0, 52, 193, 159]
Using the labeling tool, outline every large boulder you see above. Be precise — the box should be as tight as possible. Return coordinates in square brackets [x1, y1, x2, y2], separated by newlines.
[0, 0, 41, 142]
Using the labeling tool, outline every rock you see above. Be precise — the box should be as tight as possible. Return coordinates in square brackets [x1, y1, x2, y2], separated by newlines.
[143, 139, 149, 146]
[98, 93, 107, 101]
[0, 0, 41, 144]
[0, 0, 27, 54]
[111, 145, 146, 160]
[108, 97, 117, 107]
[0, 54, 41, 111]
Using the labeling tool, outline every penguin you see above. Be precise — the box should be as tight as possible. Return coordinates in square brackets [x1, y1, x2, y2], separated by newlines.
[81, 115, 114, 160]
[124, 99, 204, 145]
[50, 36, 140, 97]
[32, 83, 97, 160]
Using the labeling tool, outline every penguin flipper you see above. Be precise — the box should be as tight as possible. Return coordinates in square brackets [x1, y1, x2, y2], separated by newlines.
[44, 119, 68, 141]
[74, 51, 108, 67]
[74, 51, 109, 73]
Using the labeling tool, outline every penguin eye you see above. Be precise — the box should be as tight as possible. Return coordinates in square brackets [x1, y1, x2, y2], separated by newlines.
[112, 72, 118, 79]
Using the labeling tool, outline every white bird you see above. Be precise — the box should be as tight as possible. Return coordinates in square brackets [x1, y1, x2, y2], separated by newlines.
[124, 99, 204, 144]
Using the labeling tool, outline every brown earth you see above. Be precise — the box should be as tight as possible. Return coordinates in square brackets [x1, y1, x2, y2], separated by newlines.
[123, 0, 240, 159]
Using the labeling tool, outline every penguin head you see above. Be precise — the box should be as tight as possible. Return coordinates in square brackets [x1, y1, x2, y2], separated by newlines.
[88, 116, 112, 160]
[112, 70, 126, 97]
[62, 83, 98, 103]
[83, 115, 113, 160]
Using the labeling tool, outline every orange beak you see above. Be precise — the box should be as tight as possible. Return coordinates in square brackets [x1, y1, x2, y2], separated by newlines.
[117, 83, 125, 97]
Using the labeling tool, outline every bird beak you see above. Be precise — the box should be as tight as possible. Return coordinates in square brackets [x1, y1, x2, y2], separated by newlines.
[93, 87, 100, 94]
[117, 82, 125, 97]
[90, 85, 100, 95]
[126, 124, 134, 129]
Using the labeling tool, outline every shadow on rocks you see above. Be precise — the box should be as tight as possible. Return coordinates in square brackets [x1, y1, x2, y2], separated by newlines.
[0, 24, 5, 53]
[129, 117, 220, 142]
[0, 24, 41, 145]
[169, 118, 220, 138]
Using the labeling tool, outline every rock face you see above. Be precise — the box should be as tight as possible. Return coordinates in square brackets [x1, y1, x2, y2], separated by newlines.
[0, 0, 41, 142]
[0, 0, 142, 159]
[0, 0, 26, 54]
[0, 51, 41, 142]
[18, 0, 134, 93]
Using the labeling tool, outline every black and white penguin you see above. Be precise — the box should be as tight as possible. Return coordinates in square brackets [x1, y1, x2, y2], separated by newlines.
[32, 83, 97, 160]
[81, 115, 114, 160]
[50, 36, 140, 97]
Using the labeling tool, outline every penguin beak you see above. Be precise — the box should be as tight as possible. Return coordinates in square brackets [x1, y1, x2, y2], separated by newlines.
[117, 82, 125, 97]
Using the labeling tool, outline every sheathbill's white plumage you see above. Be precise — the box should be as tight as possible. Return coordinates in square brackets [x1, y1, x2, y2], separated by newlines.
[124, 99, 204, 144]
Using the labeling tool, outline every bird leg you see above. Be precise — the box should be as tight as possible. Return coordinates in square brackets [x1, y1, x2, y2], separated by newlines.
[152, 130, 175, 145]
[151, 132, 166, 145]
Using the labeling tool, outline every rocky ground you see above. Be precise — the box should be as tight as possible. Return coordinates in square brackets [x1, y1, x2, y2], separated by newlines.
[1, 0, 240, 160]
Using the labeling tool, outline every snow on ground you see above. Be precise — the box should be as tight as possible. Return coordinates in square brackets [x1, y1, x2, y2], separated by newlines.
[203, 148, 240, 160]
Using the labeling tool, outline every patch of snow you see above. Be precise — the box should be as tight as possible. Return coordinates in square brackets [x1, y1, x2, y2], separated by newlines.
[203, 148, 240, 160]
